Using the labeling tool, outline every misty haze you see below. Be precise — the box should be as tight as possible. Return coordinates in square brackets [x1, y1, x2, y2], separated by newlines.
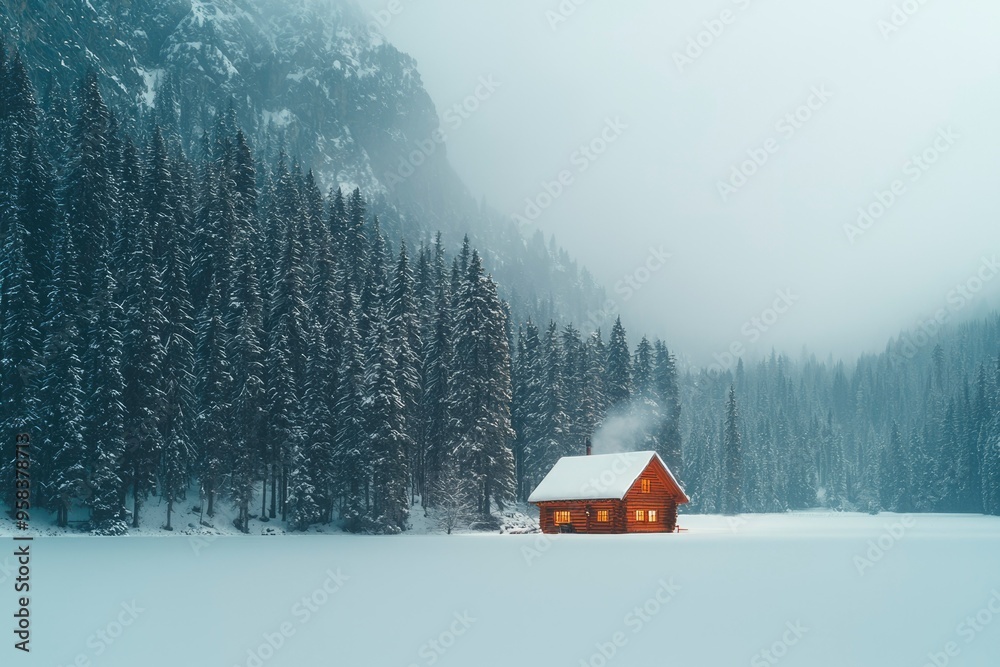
[0, 1, 998, 666]
[364, 0, 1000, 366]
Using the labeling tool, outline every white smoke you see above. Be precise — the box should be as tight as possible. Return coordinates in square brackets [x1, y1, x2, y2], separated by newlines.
[590, 399, 660, 455]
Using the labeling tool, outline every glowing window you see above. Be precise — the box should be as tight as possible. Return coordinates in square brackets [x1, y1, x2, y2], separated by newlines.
[648, 510, 658, 522]
[641, 479, 651, 493]
[635, 510, 646, 522]
[554, 510, 571, 524]
[596, 510, 609, 522]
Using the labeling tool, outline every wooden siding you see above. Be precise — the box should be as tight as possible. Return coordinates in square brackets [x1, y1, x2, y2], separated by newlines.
[624, 464, 679, 533]
[536, 500, 625, 534]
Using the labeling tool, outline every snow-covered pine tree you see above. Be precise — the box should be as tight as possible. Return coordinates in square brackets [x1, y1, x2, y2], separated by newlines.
[360, 215, 389, 341]
[83, 267, 127, 529]
[343, 188, 369, 298]
[631, 335, 658, 451]
[653, 340, 682, 477]
[515, 321, 545, 496]
[0, 172, 42, 508]
[328, 186, 348, 255]
[229, 227, 267, 532]
[420, 268, 453, 506]
[388, 242, 423, 501]
[18, 135, 59, 307]
[447, 251, 515, 518]
[64, 71, 117, 306]
[583, 329, 608, 430]
[267, 181, 310, 521]
[152, 129, 197, 531]
[38, 218, 88, 525]
[118, 207, 165, 528]
[605, 316, 632, 409]
[41, 78, 73, 182]
[723, 384, 743, 514]
[196, 277, 233, 518]
[524, 322, 571, 480]
[335, 300, 369, 531]
[364, 309, 410, 533]
[287, 318, 327, 532]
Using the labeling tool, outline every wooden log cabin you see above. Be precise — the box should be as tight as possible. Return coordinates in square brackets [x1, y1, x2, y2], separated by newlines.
[528, 448, 689, 534]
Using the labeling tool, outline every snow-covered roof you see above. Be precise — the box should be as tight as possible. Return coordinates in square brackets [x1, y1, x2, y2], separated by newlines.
[527, 451, 688, 503]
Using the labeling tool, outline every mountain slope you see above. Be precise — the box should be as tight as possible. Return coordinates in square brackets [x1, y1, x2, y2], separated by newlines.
[0, 0, 604, 324]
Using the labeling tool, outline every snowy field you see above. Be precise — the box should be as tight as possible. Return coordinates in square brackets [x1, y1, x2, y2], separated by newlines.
[6, 513, 1000, 667]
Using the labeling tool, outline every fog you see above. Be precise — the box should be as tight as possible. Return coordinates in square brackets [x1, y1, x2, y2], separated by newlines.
[356, 0, 1000, 367]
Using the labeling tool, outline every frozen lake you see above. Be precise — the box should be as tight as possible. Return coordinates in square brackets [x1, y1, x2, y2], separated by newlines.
[9, 512, 1000, 667]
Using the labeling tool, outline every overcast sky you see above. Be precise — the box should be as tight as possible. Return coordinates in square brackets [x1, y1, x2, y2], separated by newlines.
[355, 0, 1000, 368]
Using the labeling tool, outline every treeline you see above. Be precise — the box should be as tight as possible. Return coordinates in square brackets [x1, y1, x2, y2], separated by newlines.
[682, 319, 1000, 516]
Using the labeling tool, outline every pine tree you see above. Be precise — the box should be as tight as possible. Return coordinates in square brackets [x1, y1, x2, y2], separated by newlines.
[229, 234, 267, 531]
[65, 72, 117, 305]
[448, 252, 516, 517]
[420, 274, 452, 506]
[39, 223, 86, 526]
[515, 321, 545, 494]
[267, 192, 310, 521]
[0, 184, 42, 507]
[18, 135, 59, 304]
[605, 317, 632, 408]
[196, 278, 232, 518]
[84, 268, 127, 528]
[723, 385, 743, 514]
[344, 188, 368, 296]
[154, 132, 197, 531]
[654, 341, 682, 476]
[335, 302, 369, 531]
[364, 310, 411, 533]
[389, 242, 423, 500]
[524, 322, 572, 481]
[120, 176, 166, 528]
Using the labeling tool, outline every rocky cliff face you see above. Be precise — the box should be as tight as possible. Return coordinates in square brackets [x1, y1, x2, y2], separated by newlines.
[0, 0, 605, 327]
[0, 0, 451, 200]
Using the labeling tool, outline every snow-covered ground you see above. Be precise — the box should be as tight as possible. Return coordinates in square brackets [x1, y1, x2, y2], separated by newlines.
[8, 513, 1000, 666]
[0, 493, 539, 537]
